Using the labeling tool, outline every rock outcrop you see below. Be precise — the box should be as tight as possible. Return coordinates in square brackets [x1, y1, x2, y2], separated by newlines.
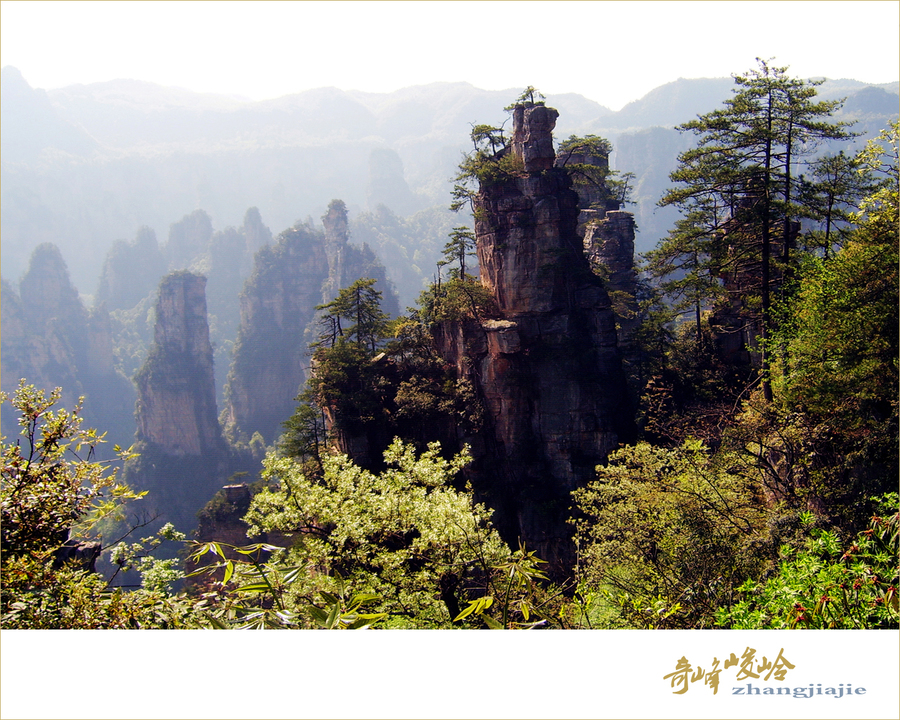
[242, 207, 273, 262]
[166, 209, 214, 272]
[135, 271, 225, 456]
[553, 139, 639, 342]
[434, 103, 634, 571]
[322, 199, 401, 318]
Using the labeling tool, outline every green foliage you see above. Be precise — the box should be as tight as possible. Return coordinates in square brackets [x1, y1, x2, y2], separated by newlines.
[774, 243, 897, 416]
[384, 314, 486, 436]
[637, 319, 751, 446]
[455, 542, 554, 629]
[243, 439, 512, 627]
[349, 204, 460, 310]
[177, 441, 563, 630]
[450, 123, 522, 213]
[286, 271, 488, 459]
[557, 134, 612, 158]
[853, 120, 900, 244]
[645, 197, 729, 340]
[717, 499, 899, 628]
[417, 276, 499, 323]
[305, 574, 387, 629]
[556, 134, 630, 208]
[186, 540, 306, 628]
[306, 339, 385, 433]
[301, 279, 394, 441]
[469, 124, 508, 154]
[571, 440, 768, 628]
[502, 86, 546, 114]
[106, 522, 188, 593]
[798, 150, 879, 254]
[511, 86, 545, 106]
[279, 396, 328, 468]
[752, 122, 899, 527]
[0, 382, 140, 559]
[0, 382, 199, 628]
[0, 557, 196, 629]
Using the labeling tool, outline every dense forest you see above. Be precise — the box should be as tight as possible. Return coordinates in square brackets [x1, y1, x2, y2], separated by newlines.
[2, 61, 897, 629]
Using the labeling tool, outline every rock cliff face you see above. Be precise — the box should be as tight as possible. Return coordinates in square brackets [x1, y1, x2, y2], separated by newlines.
[552, 140, 639, 343]
[322, 199, 352, 305]
[435, 103, 633, 570]
[135, 271, 225, 456]
[224, 225, 331, 444]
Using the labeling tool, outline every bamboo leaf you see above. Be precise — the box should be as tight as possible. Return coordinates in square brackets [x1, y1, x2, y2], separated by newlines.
[282, 565, 305, 584]
[326, 601, 341, 629]
[482, 614, 504, 629]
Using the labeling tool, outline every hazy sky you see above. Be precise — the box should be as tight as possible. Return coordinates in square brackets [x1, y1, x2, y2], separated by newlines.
[1, 0, 898, 110]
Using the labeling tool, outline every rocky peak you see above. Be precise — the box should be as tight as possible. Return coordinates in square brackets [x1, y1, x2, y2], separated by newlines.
[7, 244, 90, 417]
[475, 104, 589, 316]
[2, 247, 136, 451]
[321, 199, 350, 303]
[242, 207, 272, 256]
[18, 243, 88, 329]
[511, 103, 559, 172]
[166, 209, 213, 271]
[152, 271, 214, 358]
[323, 199, 350, 248]
[586, 210, 636, 282]
[96, 227, 167, 311]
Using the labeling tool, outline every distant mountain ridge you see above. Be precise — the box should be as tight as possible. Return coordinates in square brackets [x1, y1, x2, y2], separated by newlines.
[2, 66, 897, 290]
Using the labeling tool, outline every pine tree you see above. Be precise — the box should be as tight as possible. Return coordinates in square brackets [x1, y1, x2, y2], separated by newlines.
[314, 278, 390, 353]
[439, 227, 477, 280]
[645, 197, 728, 344]
[658, 58, 856, 400]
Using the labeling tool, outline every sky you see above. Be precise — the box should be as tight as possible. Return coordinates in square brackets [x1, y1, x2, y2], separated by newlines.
[1, 0, 898, 111]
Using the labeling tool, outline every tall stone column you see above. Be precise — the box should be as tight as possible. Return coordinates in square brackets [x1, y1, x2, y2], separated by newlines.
[437, 103, 634, 573]
[135, 271, 224, 456]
